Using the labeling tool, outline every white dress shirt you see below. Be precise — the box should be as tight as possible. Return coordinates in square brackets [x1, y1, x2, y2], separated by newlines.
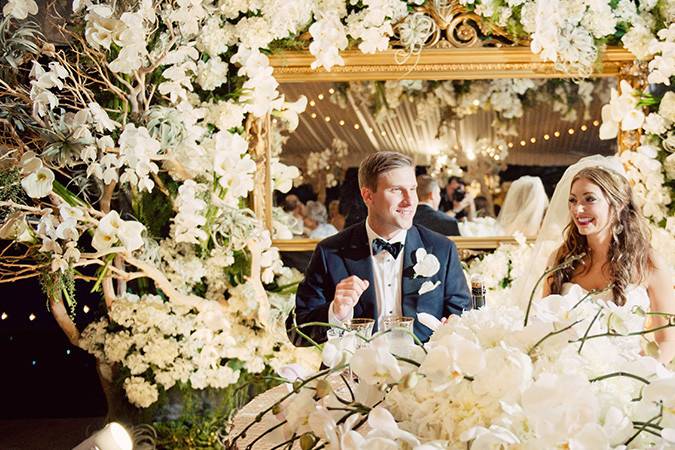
[329, 219, 406, 330]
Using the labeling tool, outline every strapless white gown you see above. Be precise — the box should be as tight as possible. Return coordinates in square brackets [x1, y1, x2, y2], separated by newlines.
[561, 282, 650, 355]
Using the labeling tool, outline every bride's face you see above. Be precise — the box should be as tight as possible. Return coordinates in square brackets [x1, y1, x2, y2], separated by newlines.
[568, 178, 613, 237]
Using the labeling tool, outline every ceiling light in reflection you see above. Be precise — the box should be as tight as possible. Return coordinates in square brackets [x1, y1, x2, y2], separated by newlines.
[464, 146, 476, 161]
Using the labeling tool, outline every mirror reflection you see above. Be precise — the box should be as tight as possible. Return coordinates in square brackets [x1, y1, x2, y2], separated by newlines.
[272, 78, 617, 241]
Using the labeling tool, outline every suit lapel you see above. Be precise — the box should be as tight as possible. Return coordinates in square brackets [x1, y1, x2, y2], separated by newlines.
[342, 223, 377, 321]
[402, 226, 425, 317]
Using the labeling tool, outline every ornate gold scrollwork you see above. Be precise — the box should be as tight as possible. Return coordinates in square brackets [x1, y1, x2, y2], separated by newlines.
[617, 61, 649, 153]
[392, 0, 524, 51]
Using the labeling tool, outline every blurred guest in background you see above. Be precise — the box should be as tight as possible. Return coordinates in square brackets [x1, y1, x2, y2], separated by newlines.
[474, 195, 491, 218]
[497, 175, 549, 236]
[440, 176, 475, 221]
[328, 199, 345, 231]
[413, 175, 460, 236]
[305, 201, 338, 239]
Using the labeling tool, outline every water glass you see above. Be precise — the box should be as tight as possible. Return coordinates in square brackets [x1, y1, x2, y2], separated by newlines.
[344, 318, 375, 349]
[381, 316, 415, 350]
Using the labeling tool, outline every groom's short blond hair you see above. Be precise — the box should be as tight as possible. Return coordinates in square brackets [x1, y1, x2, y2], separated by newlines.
[358, 151, 413, 192]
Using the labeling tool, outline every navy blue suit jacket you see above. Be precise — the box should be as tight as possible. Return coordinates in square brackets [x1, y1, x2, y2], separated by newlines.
[413, 204, 460, 236]
[288, 222, 471, 345]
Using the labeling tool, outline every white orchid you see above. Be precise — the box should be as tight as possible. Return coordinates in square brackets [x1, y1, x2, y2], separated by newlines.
[412, 248, 440, 278]
[21, 166, 55, 199]
[350, 337, 402, 385]
[3, 0, 38, 20]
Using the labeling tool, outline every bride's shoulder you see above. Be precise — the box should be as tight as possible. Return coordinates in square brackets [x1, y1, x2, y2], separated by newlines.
[644, 251, 674, 309]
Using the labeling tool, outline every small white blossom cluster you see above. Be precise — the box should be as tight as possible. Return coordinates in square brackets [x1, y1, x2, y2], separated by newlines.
[29, 61, 68, 117]
[306, 137, 349, 188]
[601, 86, 674, 233]
[468, 234, 532, 293]
[82, 1, 155, 74]
[79, 293, 303, 408]
[271, 287, 675, 449]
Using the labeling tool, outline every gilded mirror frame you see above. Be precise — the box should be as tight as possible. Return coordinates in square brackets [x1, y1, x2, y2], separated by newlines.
[252, 5, 642, 252]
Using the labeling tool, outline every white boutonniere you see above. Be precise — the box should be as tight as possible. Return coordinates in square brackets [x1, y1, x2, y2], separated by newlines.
[413, 248, 440, 295]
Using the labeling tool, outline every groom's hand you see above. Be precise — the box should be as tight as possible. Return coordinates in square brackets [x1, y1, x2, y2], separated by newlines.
[332, 276, 369, 320]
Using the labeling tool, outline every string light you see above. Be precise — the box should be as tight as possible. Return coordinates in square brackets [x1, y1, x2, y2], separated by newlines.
[568, 128, 575, 135]
[66, 349, 71, 355]
[530, 137, 536, 144]
[328, 88, 335, 94]
[381, 131, 387, 136]
[317, 94, 324, 100]
[507, 142, 514, 148]
[309, 100, 316, 107]
[339, 120, 345, 126]
[544, 134, 550, 140]
[354, 124, 360, 130]
[580, 124, 588, 131]
[1, 312, 7, 320]
[520, 140, 526, 146]
[554, 131, 561, 137]
[83, 305, 90, 314]
[592, 120, 600, 126]
[29, 313, 36, 321]
[310, 112, 317, 119]
[324, 116, 331, 122]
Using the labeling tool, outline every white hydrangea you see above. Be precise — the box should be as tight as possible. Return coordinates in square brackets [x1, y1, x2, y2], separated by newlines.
[124, 376, 159, 408]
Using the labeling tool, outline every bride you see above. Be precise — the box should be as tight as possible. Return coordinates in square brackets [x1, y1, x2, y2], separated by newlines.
[541, 163, 675, 364]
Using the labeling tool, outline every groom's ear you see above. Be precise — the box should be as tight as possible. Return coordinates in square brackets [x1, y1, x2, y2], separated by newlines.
[361, 186, 373, 206]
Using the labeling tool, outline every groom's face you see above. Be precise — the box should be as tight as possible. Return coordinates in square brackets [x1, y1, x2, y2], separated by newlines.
[362, 166, 418, 235]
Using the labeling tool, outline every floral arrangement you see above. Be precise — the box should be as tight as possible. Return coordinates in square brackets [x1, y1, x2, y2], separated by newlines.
[467, 232, 531, 292]
[235, 282, 675, 449]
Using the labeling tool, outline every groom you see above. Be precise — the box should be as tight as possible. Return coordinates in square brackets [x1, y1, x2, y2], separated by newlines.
[289, 151, 470, 345]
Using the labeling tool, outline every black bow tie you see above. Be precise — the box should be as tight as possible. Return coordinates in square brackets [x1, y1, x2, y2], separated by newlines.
[372, 238, 403, 259]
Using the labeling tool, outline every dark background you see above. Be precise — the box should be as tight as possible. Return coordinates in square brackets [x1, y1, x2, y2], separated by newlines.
[0, 277, 106, 419]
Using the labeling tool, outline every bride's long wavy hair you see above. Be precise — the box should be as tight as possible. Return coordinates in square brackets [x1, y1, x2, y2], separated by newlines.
[548, 167, 653, 306]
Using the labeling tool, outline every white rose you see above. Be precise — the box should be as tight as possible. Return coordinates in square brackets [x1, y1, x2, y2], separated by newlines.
[664, 153, 675, 179]
[642, 113, 668, 135]
[659, 91, 675, 122]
